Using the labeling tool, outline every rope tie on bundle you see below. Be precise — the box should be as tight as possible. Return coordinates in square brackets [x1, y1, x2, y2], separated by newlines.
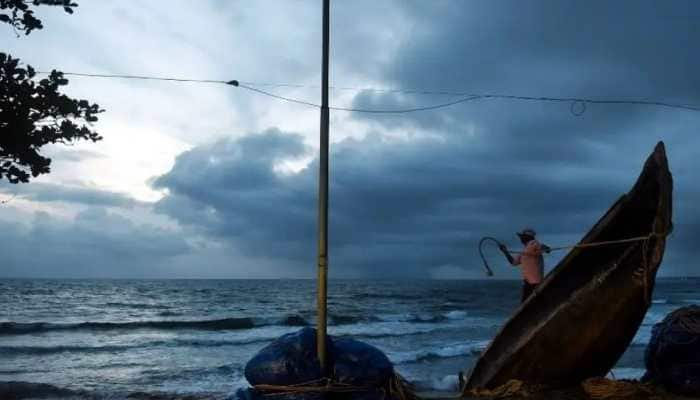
[677, 312, 700, 335]
[253, 372, 418, 399]
[253, 378, 372, 395]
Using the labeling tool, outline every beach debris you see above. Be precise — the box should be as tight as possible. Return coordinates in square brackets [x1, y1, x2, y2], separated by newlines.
[581, 377, 653, 399]
[644, 305, 700, 396]
[239, 327, 415, 400]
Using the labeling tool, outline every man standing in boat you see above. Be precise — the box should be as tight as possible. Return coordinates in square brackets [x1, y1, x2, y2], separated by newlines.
[499, 228, 550, 303]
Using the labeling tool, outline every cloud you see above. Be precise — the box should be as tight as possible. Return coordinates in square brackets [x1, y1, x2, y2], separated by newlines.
[1, 182, 143, 208]
[152, 128, 697, 278]
[340, 0, 700, 277]
[2, 1, 699, 278]
[47, 149, 105, 163]
[0, 207, 191, 278]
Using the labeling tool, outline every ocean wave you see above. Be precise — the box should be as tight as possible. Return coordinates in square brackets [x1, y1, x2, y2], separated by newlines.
[330, 311, 456, 326]
[0, 333, 284, 357]
[330, 320, 447, 338]
[388, 340, 489, 364]
[0, 318, 257, 335]
[444, 310, 468, 320]
[352, 293, 421, 301]
[376, 311, 466, 324]
[0, 344, 132, 356]
[105, 302, 172, 309]
[167, 335, 281, 348]
[403, 373, 460, 392]
[158, 311, 183, 317]
[329, 314, 373, 325]
[425, 374, 460, 392]
[0, 381, 84, 399]
[0, 313, 314, 336]
[281, 314, 310, 326]
[0, 381, 231, 400]
[329, 310, 490, 339]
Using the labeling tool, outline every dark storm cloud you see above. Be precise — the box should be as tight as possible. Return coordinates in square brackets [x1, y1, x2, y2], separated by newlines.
[342, 0, 700, 276]
[0, 208, 191, 278]
[153, 129, 317, 262]
[152, 128, 675, 278]
[367, 0, 700, 101]
[4, 1, 698, 278]
[151, 1, 700, 278]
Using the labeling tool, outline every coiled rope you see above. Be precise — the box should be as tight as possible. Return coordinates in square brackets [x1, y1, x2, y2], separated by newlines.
[477, 237, 500, 276]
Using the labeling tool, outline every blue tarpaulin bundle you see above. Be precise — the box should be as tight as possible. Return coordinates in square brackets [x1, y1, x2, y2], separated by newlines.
[238, 327, 404, 400]
[644, 305, 700, 396]
[244, 327, 330, 386]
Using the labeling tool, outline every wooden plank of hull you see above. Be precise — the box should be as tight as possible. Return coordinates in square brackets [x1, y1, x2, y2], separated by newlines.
[464, 141, 673, 391]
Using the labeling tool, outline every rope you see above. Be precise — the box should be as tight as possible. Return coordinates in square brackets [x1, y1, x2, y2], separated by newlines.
[678, 312, 700, 335]
[477, 237, 499, 276]
[468, 378, 665, 399]
[253, 378, 373, 394]
[478, 232, 667, 288]
[252, 372, 418, 399]
[581, 378, 653, 399]
[546, 234, 657, 252]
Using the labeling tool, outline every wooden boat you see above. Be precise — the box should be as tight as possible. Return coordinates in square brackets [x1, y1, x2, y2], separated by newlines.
[463, 141, 673, 391]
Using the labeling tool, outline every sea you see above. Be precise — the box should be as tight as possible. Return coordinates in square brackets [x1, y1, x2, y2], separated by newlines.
[0, 278, 698, 399]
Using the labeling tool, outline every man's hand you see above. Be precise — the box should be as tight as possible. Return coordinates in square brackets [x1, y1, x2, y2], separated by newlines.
[499, 243, 515, 265]
[542, 244, 552, 254]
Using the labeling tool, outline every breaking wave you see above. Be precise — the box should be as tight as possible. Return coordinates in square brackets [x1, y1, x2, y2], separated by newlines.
[0, 314, 311, 336]
[388, 340, 490, 364]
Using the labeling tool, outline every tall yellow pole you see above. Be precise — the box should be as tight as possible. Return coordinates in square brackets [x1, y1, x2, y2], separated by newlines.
[317, 0, 330, 374]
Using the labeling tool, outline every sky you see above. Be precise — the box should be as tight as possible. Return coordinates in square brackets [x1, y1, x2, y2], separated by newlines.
[1, 0, 699, 279]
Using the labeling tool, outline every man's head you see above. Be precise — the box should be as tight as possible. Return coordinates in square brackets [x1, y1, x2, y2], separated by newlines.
[517, 228, 536, 245]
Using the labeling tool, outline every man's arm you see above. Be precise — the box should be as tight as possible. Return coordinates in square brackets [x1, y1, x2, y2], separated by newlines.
[499, 244, 519, 266]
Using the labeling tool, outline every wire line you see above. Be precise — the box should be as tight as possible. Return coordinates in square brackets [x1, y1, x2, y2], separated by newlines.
[36, 71, 230, 85]
[36, 71, 700, 114]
